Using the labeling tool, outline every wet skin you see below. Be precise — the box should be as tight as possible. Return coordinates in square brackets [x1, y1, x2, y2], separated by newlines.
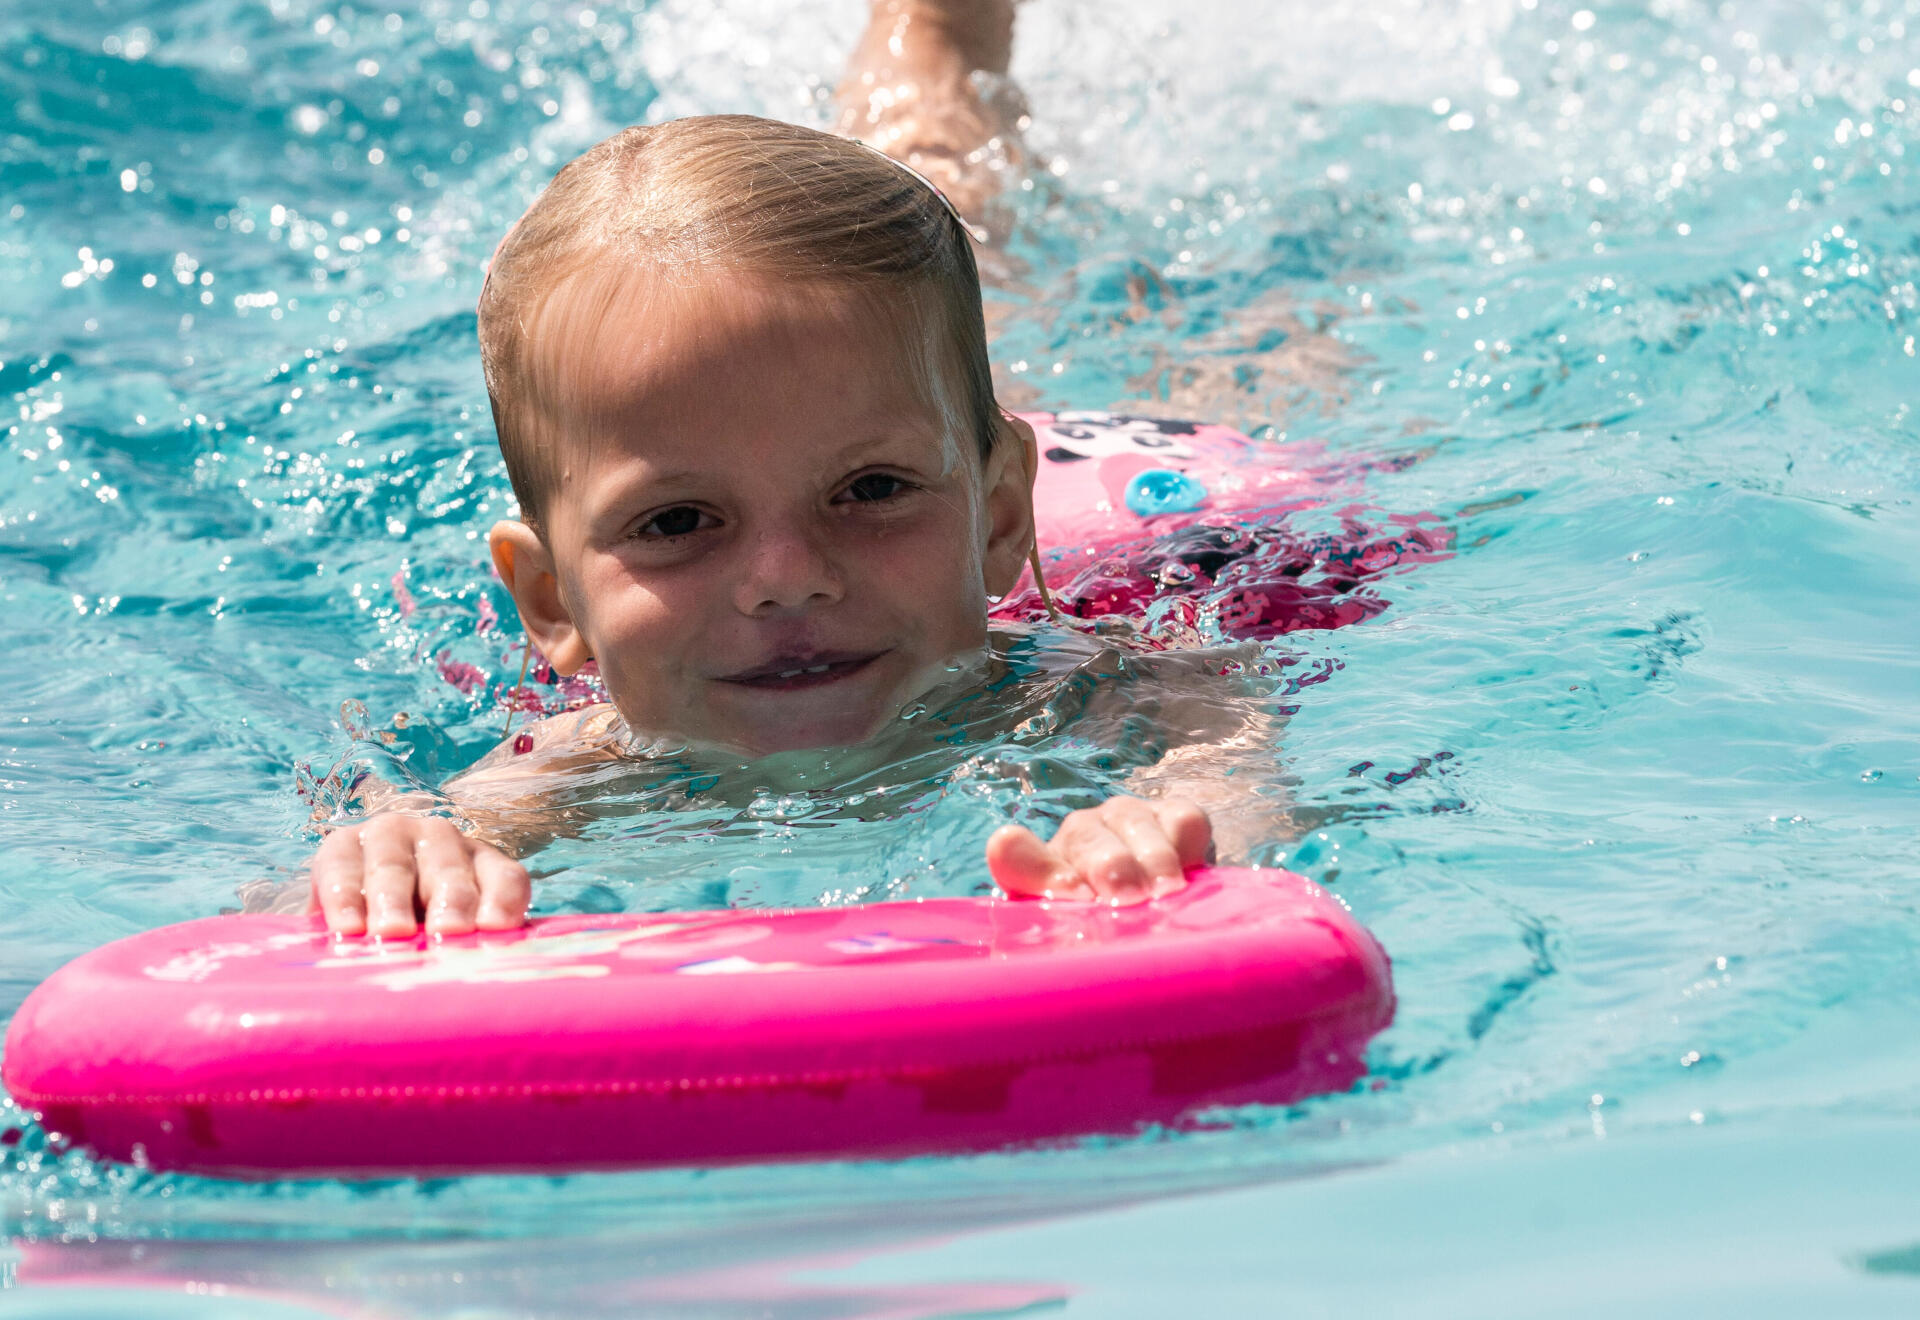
[489, 273, 1035, 756]
[307, 271, 1214, 937]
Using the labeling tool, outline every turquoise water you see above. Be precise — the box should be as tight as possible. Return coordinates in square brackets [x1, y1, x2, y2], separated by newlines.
[4, 0, 1920, 1313]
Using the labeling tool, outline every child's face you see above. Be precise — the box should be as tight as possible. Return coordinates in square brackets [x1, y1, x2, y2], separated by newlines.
[490, 272, 1036, 755]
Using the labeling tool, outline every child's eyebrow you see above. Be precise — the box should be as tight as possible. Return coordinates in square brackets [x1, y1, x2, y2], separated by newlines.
[831, 427, 946, 466]
[577, 426, 950, 527]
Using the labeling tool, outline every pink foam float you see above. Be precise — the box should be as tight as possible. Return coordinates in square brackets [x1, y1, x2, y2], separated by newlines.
[3, 868, 1391, 1177]
[995, 411, 1450, 640]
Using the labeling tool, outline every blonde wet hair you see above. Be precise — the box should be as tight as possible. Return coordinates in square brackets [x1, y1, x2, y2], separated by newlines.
[475, 114, 997, 528]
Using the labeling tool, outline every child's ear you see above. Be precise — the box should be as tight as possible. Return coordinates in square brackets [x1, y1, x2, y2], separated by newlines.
[488, 520, 594, 676]
[981, 411, 1039, 599]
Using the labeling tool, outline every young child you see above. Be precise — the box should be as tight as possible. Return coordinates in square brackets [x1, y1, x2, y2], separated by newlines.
[307, 2, 1237, 938]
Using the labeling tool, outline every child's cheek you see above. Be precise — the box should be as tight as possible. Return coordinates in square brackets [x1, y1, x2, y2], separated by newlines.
[857, 504, 979, 594]
[881, 516, 992, 643]
[581, 555, 694, 677]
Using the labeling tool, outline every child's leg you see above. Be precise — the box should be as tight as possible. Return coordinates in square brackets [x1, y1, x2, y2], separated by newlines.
[834, 0, 1023, 221]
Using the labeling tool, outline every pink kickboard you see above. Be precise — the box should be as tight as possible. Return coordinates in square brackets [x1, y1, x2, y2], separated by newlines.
[3, 868, 1392, 1177]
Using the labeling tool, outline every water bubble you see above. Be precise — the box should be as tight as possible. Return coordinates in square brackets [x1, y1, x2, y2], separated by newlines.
[1861, 768, 1883, 782]
[338, 699, 372, 741]
[1013, 710, 1059, 739]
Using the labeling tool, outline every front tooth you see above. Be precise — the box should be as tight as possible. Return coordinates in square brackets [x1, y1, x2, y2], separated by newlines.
[777, 668, 803, 679]
[805, 664, 830, 673]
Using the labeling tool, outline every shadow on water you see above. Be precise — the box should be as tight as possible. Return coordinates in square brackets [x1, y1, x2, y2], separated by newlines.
[0, 1152, 1381, 1319]
[1857, 1244, 1920, 1278]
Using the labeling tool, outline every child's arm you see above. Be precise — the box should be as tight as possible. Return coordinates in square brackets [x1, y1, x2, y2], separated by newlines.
[1120, 708, 1294, 861]
[306, 706, 624, 937]
[308, 809, 530, 939]
[985, 795, 1215, 903]
[311, 777, 1218, 932]
[983, 646, 1292, 902]
[304, 668, 1263, 930]
[980, 732, 1278, 904]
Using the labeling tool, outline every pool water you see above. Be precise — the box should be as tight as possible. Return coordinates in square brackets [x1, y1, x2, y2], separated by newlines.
[3, 0, 1919, 1314]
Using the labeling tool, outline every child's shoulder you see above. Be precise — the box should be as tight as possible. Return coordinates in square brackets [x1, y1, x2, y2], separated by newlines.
[460, 704, 627, 782]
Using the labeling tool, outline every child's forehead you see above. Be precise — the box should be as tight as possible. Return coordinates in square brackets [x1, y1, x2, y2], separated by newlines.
[526, 266, 968, 477]
[532, 266, 964, 450]
[540, 270, 909, 406]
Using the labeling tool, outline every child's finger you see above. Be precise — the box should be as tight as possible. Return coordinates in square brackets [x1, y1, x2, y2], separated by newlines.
[309, 828, 368, 935]
[986, 825, 1085, 900]
[416, 827, 481, 937]
[1097, 798, 1186, 894]
[472, 846, 532, 930]
[1054, 812, 1152, 904]
[358, 819, 422, 939]
[1151, 798, 1214, 868]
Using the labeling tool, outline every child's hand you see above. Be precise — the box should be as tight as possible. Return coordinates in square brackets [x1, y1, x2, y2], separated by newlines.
[308, 815, 531, 938]
[986, 796, 1213, 904]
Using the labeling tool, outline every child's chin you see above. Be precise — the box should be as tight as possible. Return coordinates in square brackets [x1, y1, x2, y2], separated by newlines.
[737, 710, 889, 756]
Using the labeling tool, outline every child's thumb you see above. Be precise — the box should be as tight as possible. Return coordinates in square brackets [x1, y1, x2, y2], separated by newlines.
[986, 825, 1075, 900]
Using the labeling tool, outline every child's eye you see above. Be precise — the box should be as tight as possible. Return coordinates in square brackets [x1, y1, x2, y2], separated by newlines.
[838, 473, 911, 503]
[636, 505, 718, 538]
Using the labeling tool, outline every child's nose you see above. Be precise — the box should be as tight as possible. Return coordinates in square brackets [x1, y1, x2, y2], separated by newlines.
[733, 524, 845, 617]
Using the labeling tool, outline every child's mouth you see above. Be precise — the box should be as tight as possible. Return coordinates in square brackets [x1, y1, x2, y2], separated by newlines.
[718, 650, 888, 691]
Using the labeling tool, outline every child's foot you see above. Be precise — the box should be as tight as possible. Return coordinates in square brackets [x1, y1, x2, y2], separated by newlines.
[834, 0, 1026, 226]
